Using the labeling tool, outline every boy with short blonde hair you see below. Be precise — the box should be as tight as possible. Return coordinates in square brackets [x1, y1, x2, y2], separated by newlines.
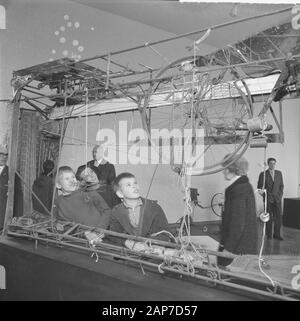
[54, 166, 111, 229]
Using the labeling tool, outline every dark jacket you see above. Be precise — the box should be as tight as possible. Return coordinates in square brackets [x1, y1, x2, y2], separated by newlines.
[0, 166, 23, 230]
[54, 189, 111, 229]
[220, 176, 257, 256]
[108, 198, 169, 245]
[257, 170, 284, 205]
[32, 174, 54, 215]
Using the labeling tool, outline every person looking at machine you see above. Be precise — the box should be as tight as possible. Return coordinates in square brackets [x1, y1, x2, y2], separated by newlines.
[218, 156, 258, 266]
[109, 172, 170, 245]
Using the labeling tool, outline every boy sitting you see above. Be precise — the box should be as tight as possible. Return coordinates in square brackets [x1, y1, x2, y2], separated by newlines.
[54, 166, 111, 229]
[109, 172, 170, 245]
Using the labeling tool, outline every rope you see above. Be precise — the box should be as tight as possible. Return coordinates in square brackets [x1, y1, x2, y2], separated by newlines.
[49, 81, 69, 231]
[85, 88, 89, 169]
[257, 145, 277, 288]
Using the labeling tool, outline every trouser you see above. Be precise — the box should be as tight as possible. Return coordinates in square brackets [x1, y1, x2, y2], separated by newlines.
[266, 202, 282, 237]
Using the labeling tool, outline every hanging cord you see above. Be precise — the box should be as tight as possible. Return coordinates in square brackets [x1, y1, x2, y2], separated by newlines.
[257, 145, 277, 288]
[138, 163, 159, 235]
[85, 87, 89, 169]
[145, 42, 171, 65]
[49, 80, 70, 231]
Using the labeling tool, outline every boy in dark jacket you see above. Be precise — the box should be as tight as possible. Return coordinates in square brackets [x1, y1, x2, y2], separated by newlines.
[109, 172, 170, 245]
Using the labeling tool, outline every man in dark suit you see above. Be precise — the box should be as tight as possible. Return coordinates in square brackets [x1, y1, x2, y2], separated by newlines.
[78, 145, 116, 186]
[257, 157, 284, 240]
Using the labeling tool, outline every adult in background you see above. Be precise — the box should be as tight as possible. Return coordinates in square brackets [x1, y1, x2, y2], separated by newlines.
[87, 144, 116, 186]
[76, 144, 119, 207]
[32, 159, 55, 215]
[218, 156, 257, 266]
[257, 157, 284, 240]
[0, 146, 9, 230]
[0, 145, 23, 231]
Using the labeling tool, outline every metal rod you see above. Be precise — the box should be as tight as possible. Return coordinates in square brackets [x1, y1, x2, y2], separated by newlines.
[15, 171, 52, 216]
[7, 223, 299, 297]
[269, 106, 282, 135]
[279, 100, 284, 143]
[100, 56, 135, 73]
[23, 98, 49, 119]
[77, 6, 294, 64]
[1, 91, 22, 238]
[49, 81, 69, 229]
[6, 231, 298, 301]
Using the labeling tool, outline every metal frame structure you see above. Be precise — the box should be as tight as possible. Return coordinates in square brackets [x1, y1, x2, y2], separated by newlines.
[1, 6, 300, 300]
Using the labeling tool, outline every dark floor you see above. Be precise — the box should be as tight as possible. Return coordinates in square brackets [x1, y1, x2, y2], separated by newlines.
[169, 219, 300, 256]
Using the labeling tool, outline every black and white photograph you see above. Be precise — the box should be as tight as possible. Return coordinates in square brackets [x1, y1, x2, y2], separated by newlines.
[0, 0, 300, 304]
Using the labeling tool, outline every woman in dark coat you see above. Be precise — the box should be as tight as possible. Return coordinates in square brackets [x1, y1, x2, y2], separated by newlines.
[218, 156, 258, 266]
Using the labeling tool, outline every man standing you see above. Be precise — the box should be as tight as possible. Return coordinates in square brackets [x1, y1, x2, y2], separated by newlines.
[0, 146, 8, 230]
[257, 157, 284, 240]
[87, 145, 116, 186]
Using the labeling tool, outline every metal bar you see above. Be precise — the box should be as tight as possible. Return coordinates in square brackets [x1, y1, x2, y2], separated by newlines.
[269, 106, 283, 136]
[23, 98, 49, 119]
[279, 100, 284, 142]
[7, 224, 300, 297]
[14, 170, 52, 216]
[20, 54, 300, 106]
[63, 223, 80, 236]
[23, 87, 49, 97]
[6, 231, 299, 301]
[101, 56, 136, 73]
[105, 54, 111, 91]
[77, 6, 294, 64]
[1, 92, 22, 238]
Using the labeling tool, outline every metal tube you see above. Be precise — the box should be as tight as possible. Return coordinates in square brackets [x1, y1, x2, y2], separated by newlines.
[6, 231, 298, 301]
[77, 6, 294, 64]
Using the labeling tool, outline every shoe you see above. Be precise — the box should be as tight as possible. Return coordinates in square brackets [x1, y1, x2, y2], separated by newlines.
[273, 235, 283, 241]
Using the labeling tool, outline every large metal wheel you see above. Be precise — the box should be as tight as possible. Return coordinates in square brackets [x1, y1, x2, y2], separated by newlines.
[141, 55, 253, 176]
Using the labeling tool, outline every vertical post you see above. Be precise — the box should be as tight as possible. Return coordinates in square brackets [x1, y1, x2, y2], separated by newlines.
[1, 91, 22, 238]
[105, 53, 111, 91]
[279, 100, 284, 143]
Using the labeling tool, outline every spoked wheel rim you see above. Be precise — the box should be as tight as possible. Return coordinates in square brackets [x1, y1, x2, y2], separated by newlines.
[141, 55, 253, 176]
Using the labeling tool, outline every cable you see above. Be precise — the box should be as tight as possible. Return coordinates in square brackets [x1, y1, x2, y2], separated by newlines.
[257, 145, 277, 288]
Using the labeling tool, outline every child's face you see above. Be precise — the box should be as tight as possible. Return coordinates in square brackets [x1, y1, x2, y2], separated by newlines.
[117, 177, 140, 200]
[58, 171, 78, 193]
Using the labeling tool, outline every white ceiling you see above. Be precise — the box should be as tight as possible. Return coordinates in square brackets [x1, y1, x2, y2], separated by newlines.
[71, 1, 293, 50]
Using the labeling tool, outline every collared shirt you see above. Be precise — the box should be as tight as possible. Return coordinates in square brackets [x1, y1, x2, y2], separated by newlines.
[227, 175, 241, 188]
[94, 159, 107, 167]
[123, 198, 143, 228]
[269, 169, 275, 181]
[0, 166, 4, 175]
[94, 159, 103, 167]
